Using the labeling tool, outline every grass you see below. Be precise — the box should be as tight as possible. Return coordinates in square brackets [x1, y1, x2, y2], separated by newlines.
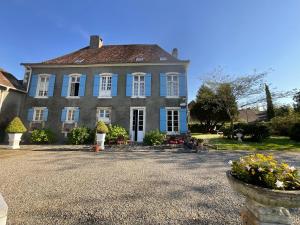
[192, 133, 300, 151]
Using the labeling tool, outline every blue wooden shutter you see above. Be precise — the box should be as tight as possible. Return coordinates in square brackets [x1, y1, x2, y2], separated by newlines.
[145, 73, 151, 97]
[27, 108, 34, 121]
[93, 75, 100, 97]
[61, 108, 67, 122]
[48, 75, 56, 97]
[160, 73, 166, 97]
[160, 107, 166, 132]
[43, 108, 48, 121]
[126, 74, 133, 97]
[111, 74, 118, 96]
[29, 75, 38, 97]
[79, 75, 86, 97]
[61, 75, 69, 97]
[180, 108, 188, 133]
[74, 108, 80, 122]
[179, 74, 186, 97]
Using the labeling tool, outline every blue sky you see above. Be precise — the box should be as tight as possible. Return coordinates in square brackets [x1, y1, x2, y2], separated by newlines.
[1, 0, 300, 104]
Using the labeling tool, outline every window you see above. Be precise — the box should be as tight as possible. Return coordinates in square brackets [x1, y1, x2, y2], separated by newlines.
[69, 75, 80, 97]
[66, 108, 76, 122]
[33, 108, 45, 122]
[97, 108, 111, 124]
[133, 74, 145, 97]
[100, 75, 112, 97]
[37, 75, 49, 97]
[167, 74, 179, 97]
[167, 109, 179, 134]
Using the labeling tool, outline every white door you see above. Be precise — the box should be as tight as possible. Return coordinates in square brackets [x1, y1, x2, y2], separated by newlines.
[130, 107, 145, 142]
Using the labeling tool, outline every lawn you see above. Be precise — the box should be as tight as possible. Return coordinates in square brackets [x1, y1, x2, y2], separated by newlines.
[192, 134, 300, 151]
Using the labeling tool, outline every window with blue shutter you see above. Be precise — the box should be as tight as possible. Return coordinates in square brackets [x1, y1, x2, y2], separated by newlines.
[27, 108, 34, 121]
[61, 75, 69, 97]
[79, 75, 86, 97]
[61, 108, 67, 122]
[43, 108, 48, 121]
[74, 108, 80, 122]
[126, 74, 133, 96]
[145, 73, 151, 97]
[160, 73, 166, 96]
[160, 107, 166, 132]
[93, 75, 100, 97]
[180, 108, 188, 133]
[48, 75, 56, 97]
[179, 74, 186, 97]
[29, 75, 38, 97]
[111, 74, 118, 96]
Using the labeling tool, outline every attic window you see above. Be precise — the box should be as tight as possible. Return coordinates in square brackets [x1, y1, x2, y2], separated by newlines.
[75, 59, 85, 63]
[135, 57, 144, 62]
[160, 57, 167, 61]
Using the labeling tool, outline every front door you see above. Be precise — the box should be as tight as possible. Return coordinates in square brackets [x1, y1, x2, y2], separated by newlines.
[130, 107, 145, 142]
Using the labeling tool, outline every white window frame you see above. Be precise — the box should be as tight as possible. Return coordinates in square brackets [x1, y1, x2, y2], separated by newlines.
[166, 72, 179, 98]
[35, 74, 50, 98]
[65, 107, 77, 123]
[166, 107, 180, 135]
[33, 107, 46, 122]
[99, 73, 112, 98]
[67, 74, 81, 98]
[96, 107, 111, 124]
[132, 72, 146, 98]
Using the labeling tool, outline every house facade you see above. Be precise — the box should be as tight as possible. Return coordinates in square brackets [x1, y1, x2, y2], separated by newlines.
[21, 36, 189, 142]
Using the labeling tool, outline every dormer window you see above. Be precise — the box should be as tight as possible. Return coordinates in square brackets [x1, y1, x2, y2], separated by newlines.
[75, 59, 84, 63]
[160, 57, 167, 61]
[136, 57, 144, 62]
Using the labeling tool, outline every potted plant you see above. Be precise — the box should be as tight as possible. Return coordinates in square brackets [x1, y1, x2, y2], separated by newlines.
[5, 117, 27, 149]
[95, 121, 109, 150]
[227, 154, 300, 225]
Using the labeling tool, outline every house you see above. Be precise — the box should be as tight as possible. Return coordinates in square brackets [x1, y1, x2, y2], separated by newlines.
[238, 108, 267, 123]
[20, 35, 189, 142]
[0, 69, 26, 142]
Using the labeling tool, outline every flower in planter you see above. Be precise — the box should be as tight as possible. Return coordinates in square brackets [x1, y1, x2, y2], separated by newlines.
[229, 153, 300, 190]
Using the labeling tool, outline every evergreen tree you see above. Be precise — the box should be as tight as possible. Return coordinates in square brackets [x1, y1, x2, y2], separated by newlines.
[265, 84, 275, 120]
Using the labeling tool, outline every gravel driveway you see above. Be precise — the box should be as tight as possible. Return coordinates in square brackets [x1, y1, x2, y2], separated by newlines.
[0, 149, 299, 225]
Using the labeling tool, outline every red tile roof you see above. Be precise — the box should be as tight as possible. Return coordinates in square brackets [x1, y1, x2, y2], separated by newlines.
[0, 69, 24, 91]
[24, 44, 188, 65]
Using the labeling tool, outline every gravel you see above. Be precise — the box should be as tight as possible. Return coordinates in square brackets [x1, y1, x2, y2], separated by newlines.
[0, 149, 299, 225]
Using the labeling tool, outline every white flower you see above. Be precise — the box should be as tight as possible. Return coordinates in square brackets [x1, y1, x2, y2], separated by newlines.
[245, 165, 251, 171]
[240, 159, 245, 163]
[275, 180, 284, 188]
[269, 168, 274, 173]
[289, 166, 296, 172]
[258, 167, 264, 172]
[228, 160, 233, 165]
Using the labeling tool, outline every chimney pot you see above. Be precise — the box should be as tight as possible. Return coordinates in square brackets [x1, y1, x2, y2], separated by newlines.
[90, 35, 103, 49]
[172, 48, 178, 58]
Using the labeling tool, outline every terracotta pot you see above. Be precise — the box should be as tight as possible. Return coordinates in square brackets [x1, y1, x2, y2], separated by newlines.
[94, 145, 100, 152]
[226, 171, 300, 225]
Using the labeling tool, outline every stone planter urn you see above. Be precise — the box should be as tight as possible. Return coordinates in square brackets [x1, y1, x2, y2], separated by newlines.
[96, 133, 106, 150]
[0, 194, 8, 225]
[226, 171, 300, 225]
[8, 133, 23, 149]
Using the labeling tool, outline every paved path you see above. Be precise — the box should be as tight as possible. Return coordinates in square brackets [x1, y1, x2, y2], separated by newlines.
[0, 150, 299, 225]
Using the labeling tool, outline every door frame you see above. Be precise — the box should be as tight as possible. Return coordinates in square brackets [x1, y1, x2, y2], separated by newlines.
[129, 106, 146, 142]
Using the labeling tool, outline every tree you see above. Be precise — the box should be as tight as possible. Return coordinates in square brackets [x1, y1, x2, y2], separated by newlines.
[265, 84, 275, 120]
[294, 91, 300, 112]
[274, 105, 292, 117]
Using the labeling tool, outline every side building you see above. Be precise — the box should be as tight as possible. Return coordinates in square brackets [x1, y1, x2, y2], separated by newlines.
[21, 35, 189, 142]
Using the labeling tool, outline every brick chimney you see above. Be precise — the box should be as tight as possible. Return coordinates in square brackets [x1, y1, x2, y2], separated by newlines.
[172, 48, 178, 58]
[90, 35, 103, 49]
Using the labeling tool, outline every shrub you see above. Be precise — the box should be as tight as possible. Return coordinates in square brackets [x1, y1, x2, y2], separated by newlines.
[96, 121, 109, 134]
[106, 125, 129, 141]
[188, 124, 207, 133]
[67, 127, 93, 145]
[5, 117, 27, 133]
[30, 129, 55, 144]
[269, 114, 300, 136]
[230, 153, 300, 190]
[143, 130, 166, 146]
[290, 123, 300, 142]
